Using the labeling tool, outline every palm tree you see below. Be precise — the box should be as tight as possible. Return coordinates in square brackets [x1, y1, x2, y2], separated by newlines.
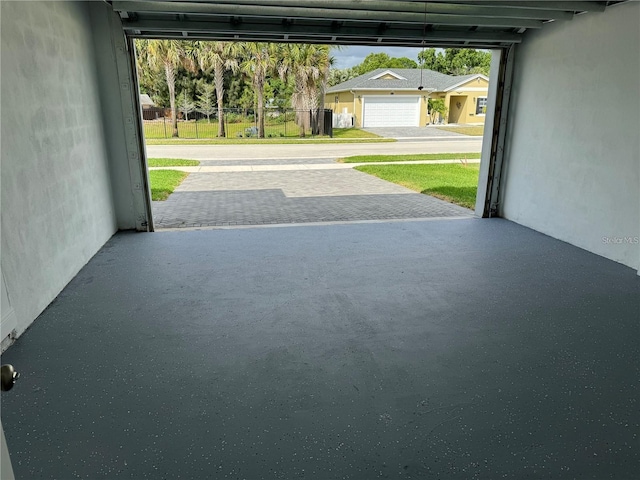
[195, 41, 241, 137]
[144, 40, 187, 137]
[279, 44, 332, 136]
[316, 49, 335, 136]
[240, 43, 280, 138]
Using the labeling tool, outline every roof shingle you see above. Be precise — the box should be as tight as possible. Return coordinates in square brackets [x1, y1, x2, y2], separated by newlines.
[327, 68, 484, 93]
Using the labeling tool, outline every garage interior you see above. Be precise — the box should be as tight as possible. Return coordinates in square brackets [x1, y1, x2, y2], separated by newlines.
[1, 1, 638, 478]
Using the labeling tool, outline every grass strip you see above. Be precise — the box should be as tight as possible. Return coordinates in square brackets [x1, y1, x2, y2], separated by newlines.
[148, 170, 189, 201]
[147, 158, 200, 167]
[436, 126, 484, 136]
[339, 153, 481, 163]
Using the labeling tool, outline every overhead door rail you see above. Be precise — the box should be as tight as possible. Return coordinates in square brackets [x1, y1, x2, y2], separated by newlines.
[110, 1, 619, 48]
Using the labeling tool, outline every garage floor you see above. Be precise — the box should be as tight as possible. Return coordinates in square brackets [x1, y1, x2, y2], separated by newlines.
[1, 218, 638, 479]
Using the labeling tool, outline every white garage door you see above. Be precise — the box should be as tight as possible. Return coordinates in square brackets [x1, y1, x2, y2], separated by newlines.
[362, 96, 420, 127]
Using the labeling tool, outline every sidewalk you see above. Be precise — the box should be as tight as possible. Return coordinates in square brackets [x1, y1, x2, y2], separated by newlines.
[148, 159, 481, 173]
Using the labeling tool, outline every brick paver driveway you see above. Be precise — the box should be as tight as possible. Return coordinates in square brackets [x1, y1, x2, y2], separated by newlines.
[152, 158, 472, 229]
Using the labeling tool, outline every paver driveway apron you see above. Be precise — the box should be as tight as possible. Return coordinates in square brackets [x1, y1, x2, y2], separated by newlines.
[149, 141, 475, 228]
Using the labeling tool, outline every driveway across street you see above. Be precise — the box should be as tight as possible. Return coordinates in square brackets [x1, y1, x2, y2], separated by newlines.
[148, 140, 478, 229]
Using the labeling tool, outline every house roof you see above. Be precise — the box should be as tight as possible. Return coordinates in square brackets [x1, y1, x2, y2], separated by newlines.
[139, 94, 155, 106]
[326, 68, 486, 94]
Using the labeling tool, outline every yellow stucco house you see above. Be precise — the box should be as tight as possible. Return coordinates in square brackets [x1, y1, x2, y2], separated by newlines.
[325, 68, 489, 128]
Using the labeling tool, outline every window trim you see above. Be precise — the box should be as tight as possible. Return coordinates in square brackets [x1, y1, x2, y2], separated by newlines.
[476, 96, 488, 116]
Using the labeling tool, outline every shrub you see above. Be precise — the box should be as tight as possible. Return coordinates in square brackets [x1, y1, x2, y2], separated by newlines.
[226, 112, 246, 124]
[266, 112, 288, 125]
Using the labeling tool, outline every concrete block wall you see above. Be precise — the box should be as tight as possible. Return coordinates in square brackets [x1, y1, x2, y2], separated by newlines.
[1, 1, 117, 340]
[501, 2, 640, 272]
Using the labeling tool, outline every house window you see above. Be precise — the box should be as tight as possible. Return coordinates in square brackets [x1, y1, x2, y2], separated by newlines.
[476, 97, 488, 115]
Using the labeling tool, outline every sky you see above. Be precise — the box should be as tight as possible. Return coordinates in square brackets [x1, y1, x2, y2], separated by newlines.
[331, 46, 425, 69]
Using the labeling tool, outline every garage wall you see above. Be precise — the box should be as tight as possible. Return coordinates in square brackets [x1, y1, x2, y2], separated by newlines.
[501, 2, 639, 272]
[0, 1, 117, 340]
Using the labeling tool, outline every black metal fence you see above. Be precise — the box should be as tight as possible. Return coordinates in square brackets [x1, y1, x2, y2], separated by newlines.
[143, 108, 332, 140]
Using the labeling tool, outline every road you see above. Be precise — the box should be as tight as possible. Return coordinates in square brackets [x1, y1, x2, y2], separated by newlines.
[146, 138, 483, 160]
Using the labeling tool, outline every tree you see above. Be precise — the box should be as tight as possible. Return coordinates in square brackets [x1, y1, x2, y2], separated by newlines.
[143, 40, 189, 137]
[354, 53, 418, 75]
[237, 87, 255, 117]
[279, 44, 332, 137]
[195, 41, 241, 137]
[447, 48, 491, 76]
[428, 98, 448, 124]
[135, 39, 170, 108]
[197, 84, 216, 123]
[417, 48, 445, 73]
[328, 67, 359, 87]
[418, 48, 491, 76]
[265, 76, 294, 111]
[240, 43, 280, 138]
[178, 90, 196, 120]
[316, 49, 335, 136]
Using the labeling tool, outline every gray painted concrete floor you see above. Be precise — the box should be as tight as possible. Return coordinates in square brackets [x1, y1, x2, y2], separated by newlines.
[152, 169, 471, 229]
[2, 218, 639, 479]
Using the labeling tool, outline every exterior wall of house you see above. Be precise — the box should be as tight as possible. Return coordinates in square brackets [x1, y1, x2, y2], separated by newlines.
[1, 1, 118, 343]
[500, 1, 639, 272]
[326, 76, 488, 127]
[325, 91, 356, 117]
[443, 77, 489, 124]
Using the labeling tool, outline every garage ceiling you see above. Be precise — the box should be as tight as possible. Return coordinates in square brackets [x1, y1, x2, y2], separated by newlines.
[112, 0, 626, 49]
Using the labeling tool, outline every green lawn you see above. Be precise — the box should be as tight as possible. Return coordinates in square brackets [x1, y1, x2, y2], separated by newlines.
[332, 128, 382, 139]
[147, 158, 200, 167]
[148, 170, 189, 201]
[355, 163, 480, 209]
[144, 119, 302, 139]
[437, 125, 485, 136]
[143, 122, 390, 144]
[339, 152, 481, 163]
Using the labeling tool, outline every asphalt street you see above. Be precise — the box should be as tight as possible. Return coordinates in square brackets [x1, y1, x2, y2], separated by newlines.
[146, 138, 483, 161]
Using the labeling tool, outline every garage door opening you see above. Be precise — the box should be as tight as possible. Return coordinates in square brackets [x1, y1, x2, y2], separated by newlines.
[132, 41, 488, 230]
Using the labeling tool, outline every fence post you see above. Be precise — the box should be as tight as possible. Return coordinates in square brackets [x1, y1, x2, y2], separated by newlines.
[163, 117, 167, 138]
[284, 110, 287, 137]
[195, 119, 198, 139]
